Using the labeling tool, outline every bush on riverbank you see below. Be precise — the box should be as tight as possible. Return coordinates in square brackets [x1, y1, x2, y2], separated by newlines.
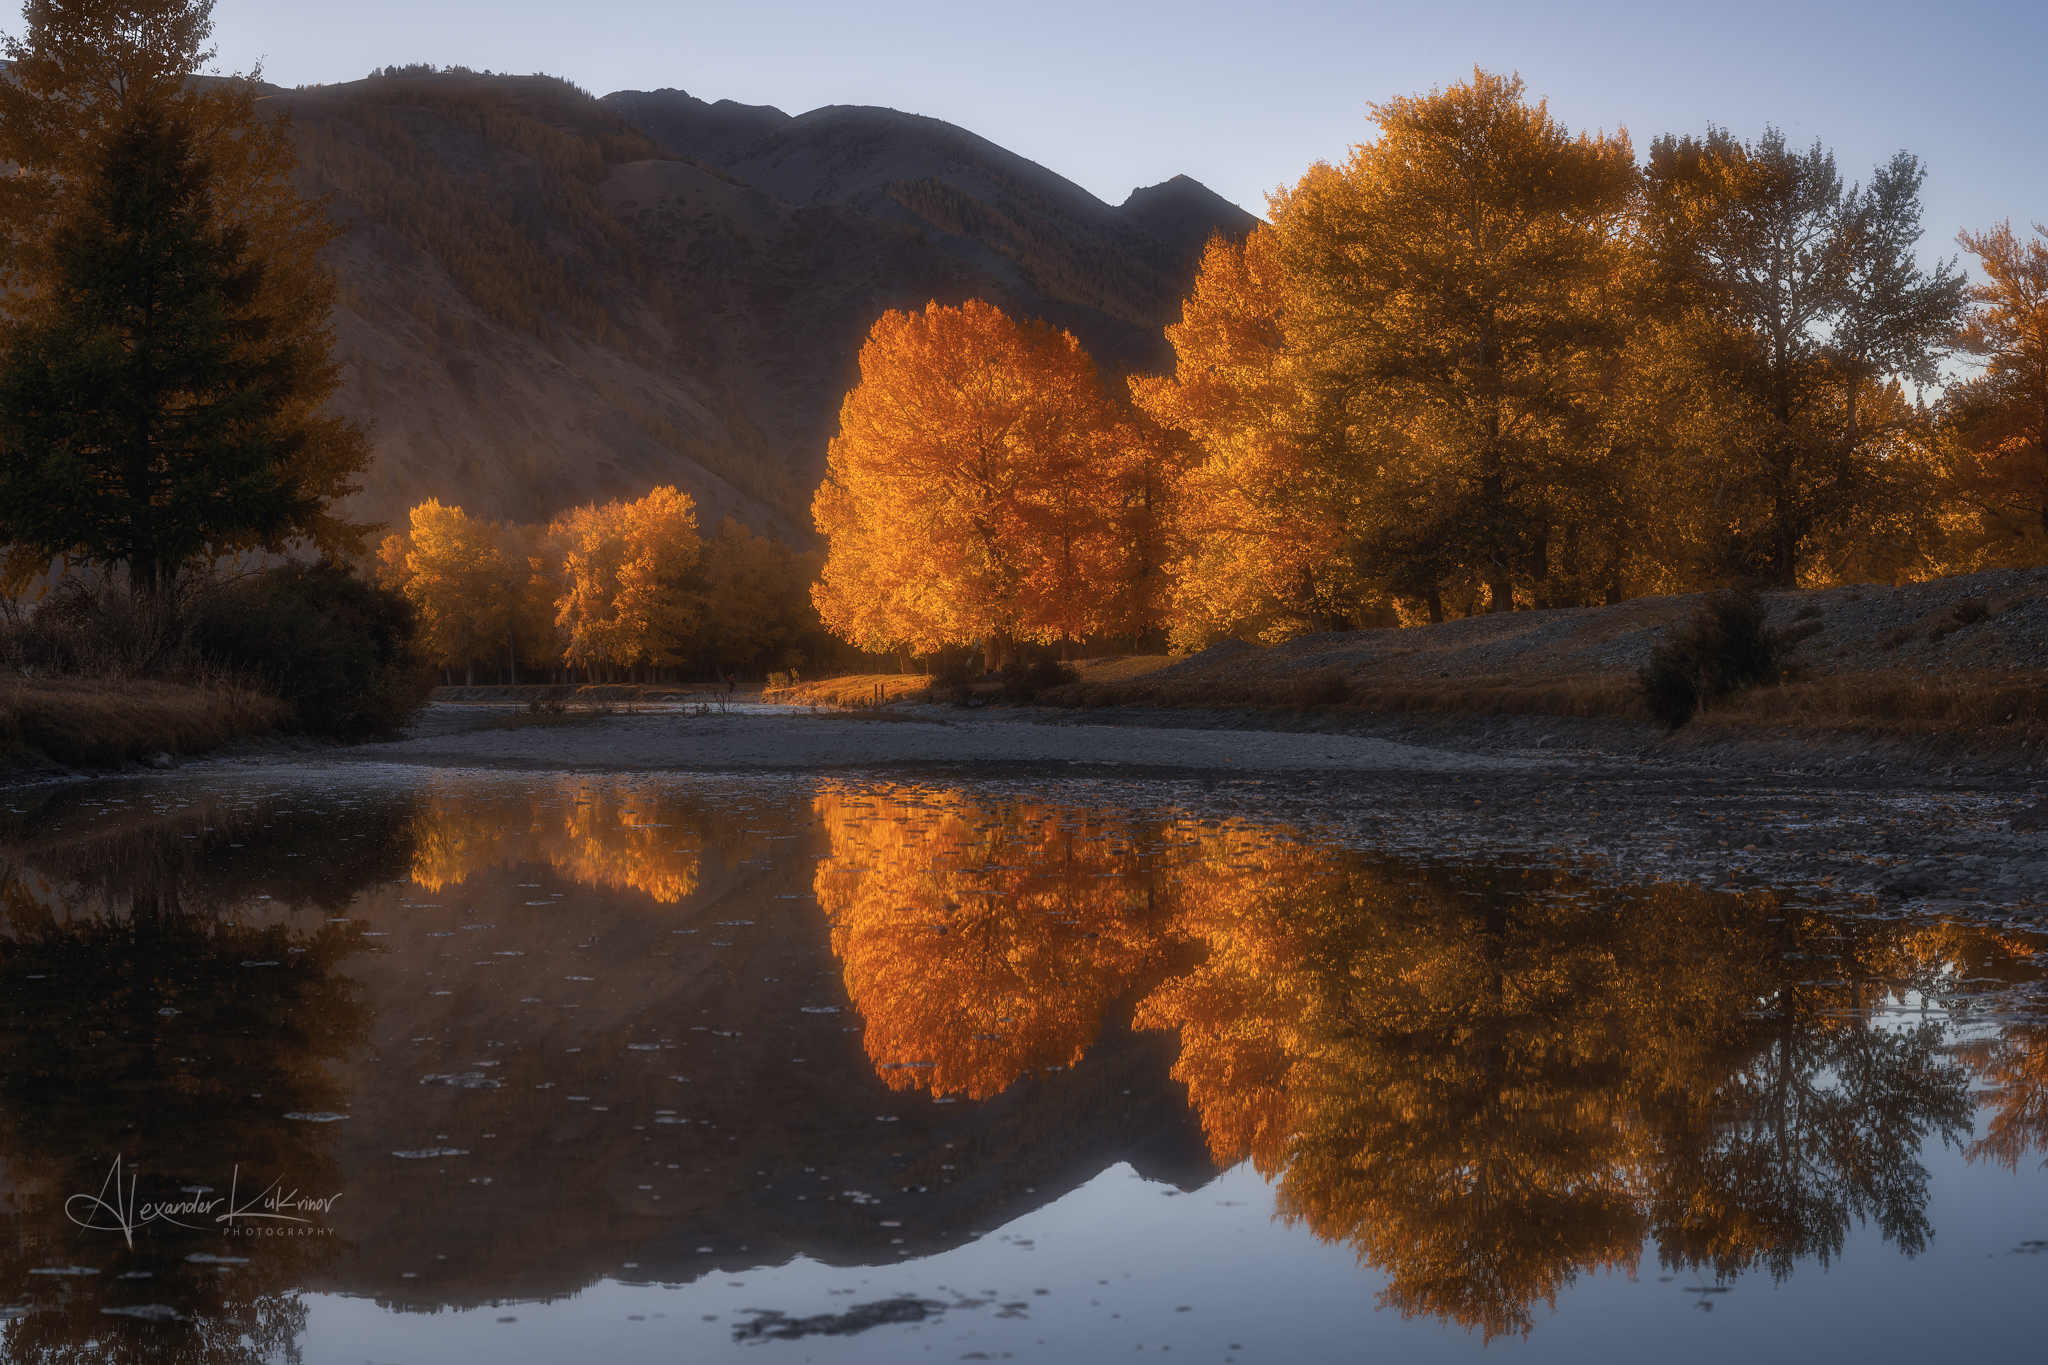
[0, 560, 430, 766]
[190, 562, 432, 739]
[1636, 589, 1786, 728]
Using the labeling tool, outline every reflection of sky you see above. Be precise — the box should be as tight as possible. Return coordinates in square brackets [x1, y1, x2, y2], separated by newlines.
[300, 1142, 2048, 1364]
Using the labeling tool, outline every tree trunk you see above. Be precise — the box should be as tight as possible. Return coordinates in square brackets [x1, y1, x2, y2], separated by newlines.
[464, 661, 475, 686]
[1425, 590, 1445, 625]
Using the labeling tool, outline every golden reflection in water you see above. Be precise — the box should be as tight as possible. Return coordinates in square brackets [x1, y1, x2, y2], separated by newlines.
[815, 786, 2033, 1340]
[812, 785, 1185, 1100]
[407, 778, 702, 901]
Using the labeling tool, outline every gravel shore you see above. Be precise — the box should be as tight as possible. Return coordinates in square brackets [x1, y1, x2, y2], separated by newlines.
[329, 705, 1535, 776]
[198, 699, 2034, 928]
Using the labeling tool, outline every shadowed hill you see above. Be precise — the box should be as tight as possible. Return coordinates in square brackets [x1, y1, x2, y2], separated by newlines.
[600, 86, 791, 161]
[607, 91, 1259, 368]
[1122, 173, 1261, 264]
[280, 71, 1256, 545]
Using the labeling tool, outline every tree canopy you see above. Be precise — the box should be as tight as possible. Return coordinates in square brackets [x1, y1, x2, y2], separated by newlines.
[0, 0, 372, 593]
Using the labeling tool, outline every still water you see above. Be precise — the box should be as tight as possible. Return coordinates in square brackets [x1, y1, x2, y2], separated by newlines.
[2, 769, 2044, 1363]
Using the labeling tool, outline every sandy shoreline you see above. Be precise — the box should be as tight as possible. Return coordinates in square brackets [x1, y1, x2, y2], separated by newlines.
[331, 705, 1536, 775]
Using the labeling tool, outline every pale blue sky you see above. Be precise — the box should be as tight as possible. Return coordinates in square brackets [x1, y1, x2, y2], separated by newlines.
[204, 0, 2042, 260]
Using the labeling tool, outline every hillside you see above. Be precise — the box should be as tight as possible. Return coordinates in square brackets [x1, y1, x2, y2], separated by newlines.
[279, 72, 1257, 545]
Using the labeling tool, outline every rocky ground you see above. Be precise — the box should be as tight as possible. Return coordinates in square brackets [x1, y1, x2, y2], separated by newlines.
[1143, 564, 2048, 688]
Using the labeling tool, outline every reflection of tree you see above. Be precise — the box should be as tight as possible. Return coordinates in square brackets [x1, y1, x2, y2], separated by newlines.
[820, 794, 1985, 1340]
[1144, 857, 1650, 1338]
[407, 778, 705, 901]
[814, 786, 1186, 1099]
[1150, 862, 1975, 1337]
[0, 796, 388, 1363]
[1960, 1023, 2048, 1173]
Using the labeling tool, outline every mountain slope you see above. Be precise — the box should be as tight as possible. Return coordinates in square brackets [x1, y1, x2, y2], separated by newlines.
[284, 72, 1257, 545]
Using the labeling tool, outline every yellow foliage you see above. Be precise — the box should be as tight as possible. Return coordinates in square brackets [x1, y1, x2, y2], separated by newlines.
[809, 790, 1998, 1339]
[551, 485, 701, 669]
[1132, 229, 1341, 646]
[406, 778, 699, 901]
[811, 300, 1137, 657]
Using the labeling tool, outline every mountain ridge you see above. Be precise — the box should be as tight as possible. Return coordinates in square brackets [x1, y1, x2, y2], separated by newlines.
[274, 72, 1257, 546]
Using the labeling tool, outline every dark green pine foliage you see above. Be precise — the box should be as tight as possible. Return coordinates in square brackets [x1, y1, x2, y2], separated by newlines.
[0, 99, 317, 594]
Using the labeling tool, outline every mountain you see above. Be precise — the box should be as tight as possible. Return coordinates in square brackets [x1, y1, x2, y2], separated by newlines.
[277, 72, 1257, 546]
[600, 86, 790, 162]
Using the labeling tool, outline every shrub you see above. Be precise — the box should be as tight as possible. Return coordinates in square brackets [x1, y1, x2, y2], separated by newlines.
[190, 561, 431, 738]
[999, 658, 1077, 703]
[928, 656, 977, 706]
[1636, 589, 1785, 730]
[4, 581, 192, 677]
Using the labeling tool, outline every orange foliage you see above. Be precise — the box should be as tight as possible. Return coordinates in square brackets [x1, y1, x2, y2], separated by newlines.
[812, 784, 1181, 1098]
[551, 485, 701, 670]
[810, 300, 1142, 658]
[408, 778, 700, 902]
[808, 791, 1996, 1340]
[1947, 221, 2048, 564]
[1132, 229, 1343, 647]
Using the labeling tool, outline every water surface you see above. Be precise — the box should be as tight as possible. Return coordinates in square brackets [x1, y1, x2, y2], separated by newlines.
[2, 770, 2044, 1362]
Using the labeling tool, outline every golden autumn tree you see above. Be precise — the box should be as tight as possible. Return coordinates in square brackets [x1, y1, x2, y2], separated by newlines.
[1271, 69, 1637, 615]
[1632, 130, 1967, 586]
[380, 500, 511, 683]
[1132, 228, 1347, 645]
[551, 484, 700, 678]
[811, 300, 1132, 667]
[0, 0, 374, 593]
[1943, 221, 2048, 566]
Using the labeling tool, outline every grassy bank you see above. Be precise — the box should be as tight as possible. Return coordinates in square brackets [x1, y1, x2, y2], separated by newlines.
[0, 676, 292, 771]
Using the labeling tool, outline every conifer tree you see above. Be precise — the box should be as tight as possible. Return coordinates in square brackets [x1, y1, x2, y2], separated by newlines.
[0, 0, 371, 594]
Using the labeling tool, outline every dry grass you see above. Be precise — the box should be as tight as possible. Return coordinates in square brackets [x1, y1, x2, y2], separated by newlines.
[764, 673, 932, 707]
[1688, 670, 2048, 753]
[1068, 654, 1175, 684]
[1043, 669, 1643, 717]
[0, 676, 291, 769]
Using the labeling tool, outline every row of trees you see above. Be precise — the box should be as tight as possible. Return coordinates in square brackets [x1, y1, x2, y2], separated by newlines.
[377, 489, 818, 682]
[814, 71, 2048, 655]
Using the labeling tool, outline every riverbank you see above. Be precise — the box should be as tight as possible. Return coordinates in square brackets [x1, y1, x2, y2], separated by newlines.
[76, 701, 2048, 929]
[0, 675, 290, 773]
